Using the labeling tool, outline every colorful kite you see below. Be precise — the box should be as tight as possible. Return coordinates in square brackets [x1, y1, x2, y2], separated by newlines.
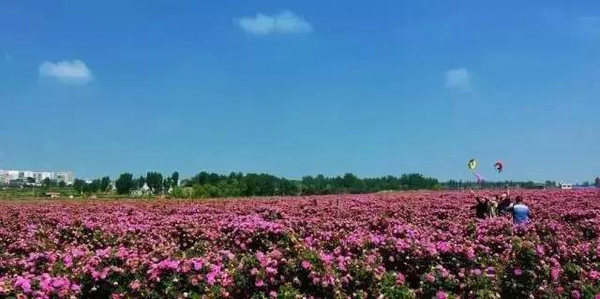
[475, 173, 484, 183]
[467, 159, 478, 171]
[494, 161, 504, 173]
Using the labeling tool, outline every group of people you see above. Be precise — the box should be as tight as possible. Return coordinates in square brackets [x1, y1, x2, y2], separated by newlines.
[470, 187, 530, 225]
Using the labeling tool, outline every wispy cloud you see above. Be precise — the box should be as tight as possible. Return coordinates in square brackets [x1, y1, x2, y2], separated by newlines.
[237, 11, 313, 35]
[444, 68, 472, 92]
[38, 60, 93, 85]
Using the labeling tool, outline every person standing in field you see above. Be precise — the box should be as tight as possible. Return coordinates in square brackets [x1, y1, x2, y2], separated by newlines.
[487, 196, 498, 217]
[497, 187, 512, 215]
[471, 195, 488, 219]
[469, 189, 497, 219]
[507, 195, 531, 225]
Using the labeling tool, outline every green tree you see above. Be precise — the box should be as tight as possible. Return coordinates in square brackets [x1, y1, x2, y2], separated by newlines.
[100, 176, 111, 192]
[42, 177, 53, 188]
[136, 176, 146, 189]
[83, 179, 101, 193]
[163, 178, 173, 193]
[146, 172, 163, 194]
[73, 179, 86, 194]
[582, 181, 590, 187]
[58, 181, 66, 188]
[171, 171, 179, 187]
[115, 173, 134, 195]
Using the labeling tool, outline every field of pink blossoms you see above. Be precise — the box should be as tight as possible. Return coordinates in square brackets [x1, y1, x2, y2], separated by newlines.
[1, 190, 600, 298]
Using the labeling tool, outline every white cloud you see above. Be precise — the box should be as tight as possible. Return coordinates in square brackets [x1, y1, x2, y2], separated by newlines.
[38, 60, 93, 85]
[237, 11, 313, 35]
[444, 68, 471, 92]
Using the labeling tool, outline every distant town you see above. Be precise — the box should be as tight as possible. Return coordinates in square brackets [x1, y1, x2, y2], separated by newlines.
[0, 169, 75, 186]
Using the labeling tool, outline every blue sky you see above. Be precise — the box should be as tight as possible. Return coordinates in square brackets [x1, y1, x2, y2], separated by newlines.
[1, 0, 599, 182]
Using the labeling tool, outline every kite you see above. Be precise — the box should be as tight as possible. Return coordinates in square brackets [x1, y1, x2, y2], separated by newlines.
[494, 161, 504, 173]
[467, 159, 478, 171]
[475, 173, 484, 183]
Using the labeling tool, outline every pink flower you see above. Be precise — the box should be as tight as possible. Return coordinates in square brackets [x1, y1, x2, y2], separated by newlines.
[396, 273, 405, 285]
[590, 270, 600, 280]
[301, 260, 312, 270]
[255, 279, 264, 287]
[320, 253, 333, 265]
[266, 267, 277, 275]
[193, 260, 203, 271]
[551, 267, 560, 281]
[536, 245, 546, 256]
[571, 290, 581, 299]
[466, 248, 476, 260]
[129, 280, 141, 291]
[425, 273, 436, 283]
[436, 290, 448, 299]
[63, 255, 73, 267]
[190, 277, 199, 286]
[206, 273, 216, 285]
[14, 276, 31, 293]
[513, 268, 523, 276]
[71, 283, 81, 293]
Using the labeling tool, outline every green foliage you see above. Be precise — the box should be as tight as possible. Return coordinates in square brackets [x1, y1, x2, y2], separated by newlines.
[42, 177, 56, 188]
[146, 172, 163, 194]
[500, 239, 543, 298]
[115, 173, 134, 195]
[278, 284, 301, 299]
[100, 176, 111, 192]
[73, 179, 86, 194]
[378, 272, 415, 299]
[175, 171, 441, 198]
[171, 171, 179, 187]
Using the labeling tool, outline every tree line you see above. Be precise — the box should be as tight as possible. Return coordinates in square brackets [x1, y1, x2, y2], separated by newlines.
[109, 171, 441, 197]
[114, 172, 179, 195]
[5, 171, 599, 199]
[173, 172, 441, 198]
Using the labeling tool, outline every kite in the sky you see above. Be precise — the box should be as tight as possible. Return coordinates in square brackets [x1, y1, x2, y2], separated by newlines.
[475, 173, 484, 183]
[467, 159, 478, 171]
[494, 161, 504, 173]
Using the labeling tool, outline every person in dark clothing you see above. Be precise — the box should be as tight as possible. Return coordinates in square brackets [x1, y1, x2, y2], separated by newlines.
[471, 196, 488, 219]
[497, 187, 512, 215]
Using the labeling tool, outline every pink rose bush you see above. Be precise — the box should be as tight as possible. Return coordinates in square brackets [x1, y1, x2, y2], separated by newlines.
[0, 190, 599, 298]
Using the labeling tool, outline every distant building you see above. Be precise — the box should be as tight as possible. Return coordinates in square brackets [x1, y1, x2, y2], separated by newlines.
[0, 169, 75, 185]
[45, 192, 61, 198]
[131, 183, 152, 197]
[560, 183, 572, 190]
[56, 172, 75, 184]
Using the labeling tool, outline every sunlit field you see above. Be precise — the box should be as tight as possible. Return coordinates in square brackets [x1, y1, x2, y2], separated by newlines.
[1, 190, 599, 298]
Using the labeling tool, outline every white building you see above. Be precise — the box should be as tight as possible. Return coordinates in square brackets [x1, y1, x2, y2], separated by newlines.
[0, 169, 75, 185]
[56, 172, 74, 184]
[561, 183, 572, 190]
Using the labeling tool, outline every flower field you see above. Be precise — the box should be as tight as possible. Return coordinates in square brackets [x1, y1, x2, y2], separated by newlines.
[1, 190, 600, 298]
